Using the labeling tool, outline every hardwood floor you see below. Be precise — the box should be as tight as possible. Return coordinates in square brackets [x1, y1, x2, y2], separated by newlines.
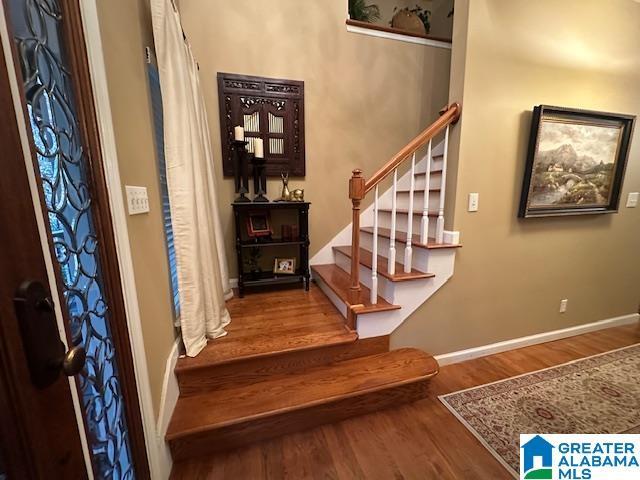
[171, 322, 640, 479]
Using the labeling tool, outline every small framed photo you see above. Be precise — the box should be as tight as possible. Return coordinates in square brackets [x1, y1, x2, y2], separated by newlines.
[519, 105, 635, 218]
[246, 212, 272, 237]
[273, 257, 296, 275]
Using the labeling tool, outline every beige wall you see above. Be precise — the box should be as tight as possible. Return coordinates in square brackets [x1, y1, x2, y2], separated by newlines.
[392, 0, 640, 354]
[97, 0, 177, 417]
[181, 0, 451, 278]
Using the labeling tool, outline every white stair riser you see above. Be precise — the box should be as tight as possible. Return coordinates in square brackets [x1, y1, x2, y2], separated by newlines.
[391, 191, 440, 211]
[376, 211, 437, 239]
[333, 251, 397, 304]
[414, 156, 443, 174]
[397, 166, 442, 190]
[413, 173, 441, 191]
[360, 230, 430, 273]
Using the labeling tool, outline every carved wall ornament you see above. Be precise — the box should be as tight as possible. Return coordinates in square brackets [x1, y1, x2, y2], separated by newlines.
[224, 79, 261, 90]
[218, 72, 306, 177]
[265, 83, 300, 94]
[240, 96, 286, 111]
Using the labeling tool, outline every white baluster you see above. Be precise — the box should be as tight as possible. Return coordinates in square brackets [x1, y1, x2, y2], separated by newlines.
[420, 139, 432, 245]
[370, 185, 379, 304]
[403, 153, 416, 273]
[388, 169, 397, 276]
[436, 126, 450, 244]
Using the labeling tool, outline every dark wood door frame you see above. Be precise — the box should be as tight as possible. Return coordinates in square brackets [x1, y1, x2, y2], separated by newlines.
[57, 3, 152, 475]
[2, 0, 151, 477]
[0, 28, 87, 479]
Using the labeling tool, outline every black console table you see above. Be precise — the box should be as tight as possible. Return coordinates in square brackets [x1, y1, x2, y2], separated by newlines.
[232, 202, 310, 297]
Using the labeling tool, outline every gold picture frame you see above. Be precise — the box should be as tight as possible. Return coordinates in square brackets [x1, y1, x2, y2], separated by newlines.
[273, 257, 296, 275]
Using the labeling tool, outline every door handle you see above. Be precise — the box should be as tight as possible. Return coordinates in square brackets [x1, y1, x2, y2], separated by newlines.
[14, 280, 86, 388]
[59, 345, 86, 377]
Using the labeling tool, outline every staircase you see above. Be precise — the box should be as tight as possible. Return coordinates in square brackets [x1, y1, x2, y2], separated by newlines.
[312, 104, 462, 337]
[166, 287, 438, 461]
[166, 104, 460, 463]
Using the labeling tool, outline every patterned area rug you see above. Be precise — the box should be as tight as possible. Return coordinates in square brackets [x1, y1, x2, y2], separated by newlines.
[439, 344, 640, 478]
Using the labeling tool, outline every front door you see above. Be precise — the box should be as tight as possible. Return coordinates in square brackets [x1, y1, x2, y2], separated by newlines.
[0, 0, 149, 478]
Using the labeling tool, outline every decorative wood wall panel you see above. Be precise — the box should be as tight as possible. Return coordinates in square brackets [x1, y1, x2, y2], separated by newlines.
[218, 73, 305, 177]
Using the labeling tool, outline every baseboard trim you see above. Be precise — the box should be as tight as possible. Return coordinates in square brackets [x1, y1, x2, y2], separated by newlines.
[435, 313, 640, 366]
[155, 338, 181, 477]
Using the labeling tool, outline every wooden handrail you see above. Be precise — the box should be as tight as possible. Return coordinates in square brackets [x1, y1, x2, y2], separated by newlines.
[364, 103, 461, 193]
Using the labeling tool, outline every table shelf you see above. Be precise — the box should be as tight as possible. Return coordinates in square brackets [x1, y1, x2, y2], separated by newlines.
[240, 239, 305, 248]
[242, 273, 305, 287]
[233, 201, 310, 297]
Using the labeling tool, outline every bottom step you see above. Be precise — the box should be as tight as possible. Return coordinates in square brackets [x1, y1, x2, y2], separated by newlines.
[311, 264, 401, 314]
[167, 348, 438, 461]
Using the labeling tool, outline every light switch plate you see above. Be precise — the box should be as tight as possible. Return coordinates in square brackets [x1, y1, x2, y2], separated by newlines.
[559, 299, 568, 313]
[125, 185, 150, 215]
[626, 192, 639, 208]
[468, 193, 479, 212]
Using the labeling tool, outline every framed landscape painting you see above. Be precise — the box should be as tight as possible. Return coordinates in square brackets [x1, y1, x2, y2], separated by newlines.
[519, 105, 635, 218]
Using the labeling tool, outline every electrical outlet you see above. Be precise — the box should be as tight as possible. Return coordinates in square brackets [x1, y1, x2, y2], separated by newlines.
[125, 185, 150, 215]
[626, 192, 639, 208]
[559, 299, 568, 313]
[468, 193, 479, 212]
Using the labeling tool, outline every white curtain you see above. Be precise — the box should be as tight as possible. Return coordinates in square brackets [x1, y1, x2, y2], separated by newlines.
[150, 0, 232, 357]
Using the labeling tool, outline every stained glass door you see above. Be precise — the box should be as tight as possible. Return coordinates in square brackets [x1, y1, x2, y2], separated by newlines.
[0, 9, 88, 478]
[1, 0, 149, 478]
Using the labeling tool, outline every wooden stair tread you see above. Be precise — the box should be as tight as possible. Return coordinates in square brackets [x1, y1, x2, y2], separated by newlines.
[222, 310, 346, 339]
[361, 226, 462, 250]
[310, 264, 401, 314]
[177, 325, 357, 372]
[415, 168, 442, 176]
[167, 348, 438, 439]
[176, 285, 357, 371]
[333, 245, 434, 282]
[398, 187, 441, 193]
[379, 208, 438, 217]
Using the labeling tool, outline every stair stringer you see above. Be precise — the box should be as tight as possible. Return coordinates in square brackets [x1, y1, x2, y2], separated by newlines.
[354, 248, 455, 338]
[310, 140, 459, 338]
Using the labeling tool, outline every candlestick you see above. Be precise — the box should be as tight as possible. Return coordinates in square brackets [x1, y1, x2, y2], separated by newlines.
[251, 156, 269, 202]
[254, 138, 264, 158]
[232, 140, 250, 203]
[234, 126, 244, 141]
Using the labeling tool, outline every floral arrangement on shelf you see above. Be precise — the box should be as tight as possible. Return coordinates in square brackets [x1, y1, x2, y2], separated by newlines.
[244, 246, 262, 279]
[349, 0, 381, 23]
[391, 5, 431, 35]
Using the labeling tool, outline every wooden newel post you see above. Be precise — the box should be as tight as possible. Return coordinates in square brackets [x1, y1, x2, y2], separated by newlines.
[349, 169, 365, 303]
